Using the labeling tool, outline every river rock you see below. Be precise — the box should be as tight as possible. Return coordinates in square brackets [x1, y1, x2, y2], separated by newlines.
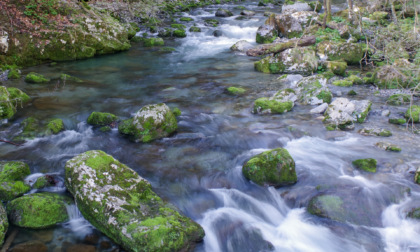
[0, 203, 8, 245]
[322, 61, 347, 76]
[310, 103, 328, 114]
[0, 161, 31, 201]
[316, 41, 364, 65]
[253, 89, 296, 114]
[323, 98, 372, 130]
[0, 86, 30, 120]
[7, 192, 72, 229]
[256, 24, 278, 44]
[87, 112, 118, 126]
[254, 47, 318, 75]
[295, 75, 332, 105]
[352, 158, 377, 172]
[275, 11, 318, 38]
[118, 103, 177, 143]
[231, 40, 254, 52]
[65, 150, 204, 252]
[213, 30, 223, 37]
[387, 94, 411, 106]
[375, 142, 401, 152]
[241, 10, 255, 16]
[281, 3, 312, 12]
[25, 72, 50, 84]
[405, 105, 420, 123]
[18, 117, 65, 140]
[242, 148, 297, 187]
[358, 128, 392, 137]
[215, 8, 233, 17]
[9, 240, 47, 252]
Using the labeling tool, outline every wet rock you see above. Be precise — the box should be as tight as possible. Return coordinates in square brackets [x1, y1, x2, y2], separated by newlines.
[405, 105, 420, 123]
[213, 30, 223, 37]
[215, 8, 233, 17]
[352, 158, 377, 172]
[32, 230, 54, 243]
[296, 75, 332, 105]
[65, 244, 95, 252]
[0, 204, 7, 245]
[33, 175, 56, 189]
[189, 26, 201, 32]
[415, 168, 420, 185]
[118, 103, 178, 143]
[100, 240, 112, 249]
[84, 233, 100, 245]
[143, 37, 164, 47]
[46, 118, 65, 134]
[65, 150, 205, 252]
[25, 72, 50, 84]
[323, 98, 372, 130]
[240, 10, 255, 16]
[7, 192, 73, 229]
[242, 148, 297, 187]
[230, 40, 253, 52]
[10, 240, 47, 252]
[381, 110, 390, 117]
[254, 47, 318, 76]
[253, 89, 296, 114]
[316, 41, 364, 65]
[375, 142, 401, 152]
[310, 103, 328, 114]
[87, 112, 118, 126]
[275, 11, 318, 38]
[0, 86, 30, 120]
[0, 161, 31, 201]
[204, 18, 219, 27]
[226, 87, 246, 96]
[358, 127, 392, 137]
[60, 74, 83, 83]
[18, 117, 65, 140]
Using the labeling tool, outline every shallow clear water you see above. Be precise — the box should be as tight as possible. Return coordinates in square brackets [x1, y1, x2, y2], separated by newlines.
[1, 1, 420, 251]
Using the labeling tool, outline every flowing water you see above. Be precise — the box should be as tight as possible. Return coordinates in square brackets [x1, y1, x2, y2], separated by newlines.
[1, 1, 420, 251]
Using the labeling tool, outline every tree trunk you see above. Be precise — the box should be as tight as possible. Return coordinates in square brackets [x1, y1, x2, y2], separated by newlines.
[347, 0, 354, 23]
[391, 0, 398, 25]
[327, 0, 332, 22]
[323, 0, 327, 28]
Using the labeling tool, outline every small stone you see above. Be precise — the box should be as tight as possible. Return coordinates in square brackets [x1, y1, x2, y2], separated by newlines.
[358, 128, 392, 137]
[381, 110, 390, 117]
[352, 158, 377, 172]
[310, 103, 328, 114]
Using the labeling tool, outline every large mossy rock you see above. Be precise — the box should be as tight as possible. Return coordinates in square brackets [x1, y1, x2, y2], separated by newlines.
[295, 75, 332, 105]
[352, 158, 377, 172]
[0, 204, 7, 246]
[18, 117, 65, 140]
[274, 11, 318, 38]
[0, 86, 30, 120]
[242, 148, 297, 187]
[256, 24, 278, 44]
[118, 103, 177, 143]
[254, 47, 317, 76]
[7, 192, 72, 229]
[316, 41, 364, 65]
[65, 150, 204, 252]
[87, 112, 117, 126]
[323, 98, 372, 130]
[215, 8, 233, 17]
[253, 89, 296, 114]
[25, 72, 50, 83]
[0, 161, 31, 201]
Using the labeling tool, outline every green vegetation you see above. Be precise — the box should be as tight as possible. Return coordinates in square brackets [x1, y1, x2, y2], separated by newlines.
[87, 112, 117, 126]
[25, 72, 50, 83]
[352, 158, 377, 172]
[226, 86, 246, 95]
[253, 98, 293, 114]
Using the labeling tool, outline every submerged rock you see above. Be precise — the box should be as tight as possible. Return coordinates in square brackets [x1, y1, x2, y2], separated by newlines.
[60, 74, 83, 83]
[18, 117, 65, 140]
[242, 148, 297, 187]
[323, 98, 372, 130]
[9, 240, 47, 252]
[352, 158, 377, 172]
[65, 150, 204, 252]
[118, 103, 177, 143]
[0, 161, 31, 201]
[25, 72, 50, 83]
[375, 142, 401, 152]
[7, 192, 72, 229]
[359, 128, 392, 137]
[87, 112, 118, 126]
[226, 87, 246, 96]
[231, 40, 254, 52]
[215, 8, 233, 17]
[143, 38, 164, 47]
[253, 89, 296, 114]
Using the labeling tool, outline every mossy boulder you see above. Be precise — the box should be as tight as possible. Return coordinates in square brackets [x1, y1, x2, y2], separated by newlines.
[18, 117, 65, 139]
[323, 61, 347, 76]
[118, 103, 177, 143]
[387, 94, 411, 106]
[308, 195, 345, 221]
[242, 148, 297, 187]
[204, 19, 219, 27]
[316, 41, 364, 65]
[253, 89, 296, 114]
[0, 204, 7, 245]
[60, 74, 83, 83]
[388, 117, 406, 125]
[359, 128, 392, 137]
[0, 86, 30, 120]
[6, 87, 31, 103]
[25, 72, 50, 83]
[170, 24, 186, 29]
[189, 26, 201, 32]
[46, 118, 65, 134]
[375, 142, 401, 152]
[180, 17, 193, 22]
[256, 24, 278, 44]
[143, 38, 165, 47]
[7, 192, 72, 229]
[226, 87, 246, 96]
[7, 69, 21, 79]
[323, 98, 372, 130]
[352, 158, 377, 172]
[87, 112, 117, 126]
[332, 80, 353, 87]
[173, 29, 187, 38]
[296, 75, 332, 105]
[32, 175, 55, 189]
[346, 75, 363, 85]
[275, 11, 318, 39]
[215, 8, 233, 17]
[65, 150, 204, 252]
[405, 105, 420, 123]
[371, 11, 388, 21]
[0, 161, 31, 201]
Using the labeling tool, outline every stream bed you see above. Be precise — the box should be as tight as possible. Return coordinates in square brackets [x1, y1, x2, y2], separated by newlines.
[1, 0, 420, 251]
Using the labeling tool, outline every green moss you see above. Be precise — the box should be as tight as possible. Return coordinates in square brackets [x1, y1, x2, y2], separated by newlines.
[405, 105, 420, 123]
[389, 118, 406, 124]
[21, 117, 40, 139]
[172, 108, 181, 117]
[226, 86, 246, 95]
[170, 24, 186, 29]
[316, 90, 332, 104]
[7, 192, 72, 229]
[254, 56, 285, 74]
[46, 118, 64, 134]
[242, 148, 297, 187]
[180, 17, 193, 22]
[326, 61, 347, 76]
[332, 80, 353, 87]
[87, 112, 117, 126]
[25, 72, 50, 83]
[60, 74, 83, 83]
[189, 26, 201, 32]
[253, 98, 293, 114]
[158, 47, 176, 53]
[6, 87, 31, 103]
[0, 161, 31, 182]
[99, 126, 111, 132]
[387, 146, 401, 152]
[33, 176, 50, 189]
[204, 19, 219, 27]
[143, 38, 165, 47]
[347, 75, 363, 85]
[347, 90, 357, 96]
[173, 29, 187, 38]
[387, 94, 411, 106]
[322, 71, 335, 80]
[307, 195, 345, 221]
[118, 118, 136, 136]
[0, 181, 31, 201]
[7, 69, 21, 79]
[352, 158, 377, 172]
[256, 30, 278, 44]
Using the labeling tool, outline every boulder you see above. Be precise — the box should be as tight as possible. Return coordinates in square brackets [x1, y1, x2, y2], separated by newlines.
[275, 11, 318, 38]
[252, 89, 296, 114]
[254, 47, 317, 75]
[0, 86, 30, 120]
[215, 8, 233, 17]
[189, 26, 201, 32]
[316, 41, 364, 65]
[375, 142, 401, 152]
[310, 103, 328, 114]
[24, 72, 50, 83]
[118, 103, 177, 143]
[18, 117, 65, 139]
[143, 38, 164, 47]
[7, 192, 72, 229]
[352, 158, 377, 172]
[0, 204, 7, 246]
[359, 128, 392, 137]
[46, 118, 65, 134]
[0, 161, 31, 201]
[256, 24, 278, 44]
[65, 150, 204, 252]
[241, 10, 255, 16]
[231, 40, 254, 52]
[323, 98, 372, 130]
[87, 112, 117, 126]
[204, 19, 219, 27]
[405, 105, 420, 123]
[322, 61, 347, 76]
[295, 75, 332, 105]
[242, 148, 297, 187]
[213, 30, 223, 37]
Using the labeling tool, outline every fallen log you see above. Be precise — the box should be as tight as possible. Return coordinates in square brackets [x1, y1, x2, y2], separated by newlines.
[246, 35, 316, 57]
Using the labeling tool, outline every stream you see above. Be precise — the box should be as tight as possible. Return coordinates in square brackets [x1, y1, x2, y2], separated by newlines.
[1, 0, 420, 251]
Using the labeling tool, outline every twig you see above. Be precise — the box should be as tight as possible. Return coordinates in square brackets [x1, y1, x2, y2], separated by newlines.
[0, 139, 22, 146]
[0, 228, 18, 252]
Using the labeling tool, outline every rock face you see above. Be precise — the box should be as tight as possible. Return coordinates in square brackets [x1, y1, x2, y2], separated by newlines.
[0, 86, 30, 120]
[295, 75, 332, 105]
[254, 47, 317, 75]
[316, 41, 364, 65]
[65, 150, 204, 252]
[323, 98, 372, 130]
[0, 161, 31, 201]
[7, 192, 72, 229]
[253, 89, 296, 114]
[0, 204, 8, 246]
[242, 148, 297, 187]
[118, 103, 177, 143]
